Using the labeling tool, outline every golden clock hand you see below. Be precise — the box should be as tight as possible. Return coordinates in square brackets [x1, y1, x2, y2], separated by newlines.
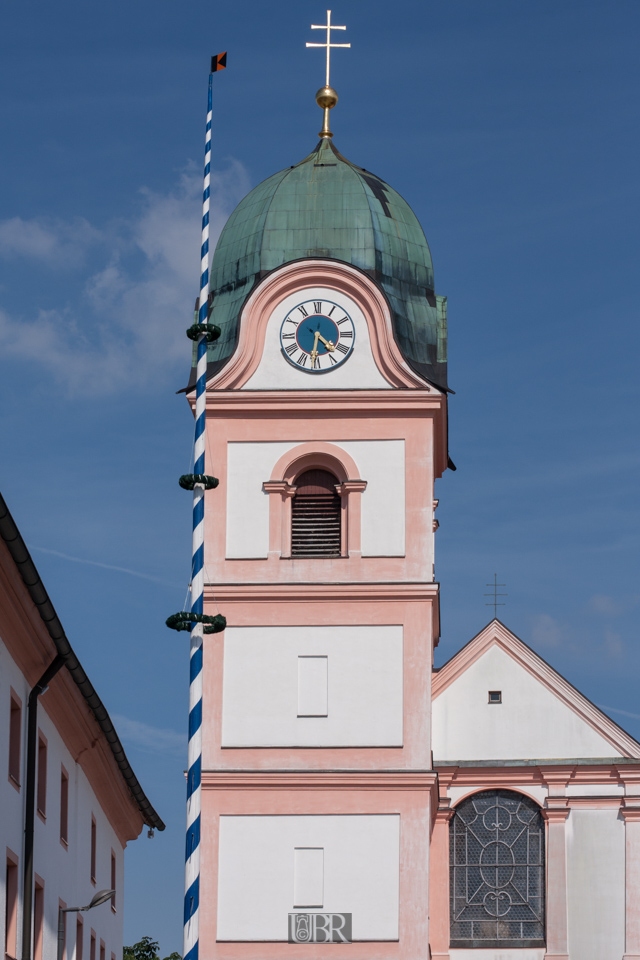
[316, 333, 335, 351]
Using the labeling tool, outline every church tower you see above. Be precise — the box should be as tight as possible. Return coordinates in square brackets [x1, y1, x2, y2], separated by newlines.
[189, 37, 450, 958]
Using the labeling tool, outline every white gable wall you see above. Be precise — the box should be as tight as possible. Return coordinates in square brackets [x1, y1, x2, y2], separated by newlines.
[432, 644, 615, 761]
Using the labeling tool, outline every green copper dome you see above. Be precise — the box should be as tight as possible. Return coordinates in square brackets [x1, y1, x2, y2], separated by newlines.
[193, 137, 447, 389]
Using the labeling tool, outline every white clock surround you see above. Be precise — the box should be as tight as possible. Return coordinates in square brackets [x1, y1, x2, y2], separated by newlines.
[243, 284, 390, 390]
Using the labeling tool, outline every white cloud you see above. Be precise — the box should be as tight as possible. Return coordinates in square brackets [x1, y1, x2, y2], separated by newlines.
[530, 613, 564, 648]
[589, 594, 622, 615]
[589, 593, 638, 617]
[603, 628, 624, 658]
[0, 158, 251, 394]
[111, 714, 185, 758]
[0, 216, 101, 266]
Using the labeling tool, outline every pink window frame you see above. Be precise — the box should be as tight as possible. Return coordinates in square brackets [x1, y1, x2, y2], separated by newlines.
[263, 442, 367, 559]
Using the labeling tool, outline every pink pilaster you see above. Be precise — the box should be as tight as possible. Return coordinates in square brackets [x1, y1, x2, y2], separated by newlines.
[622, 800, 640, 960]
[543, 798, 570, 960]
[428, 799, 452, 960]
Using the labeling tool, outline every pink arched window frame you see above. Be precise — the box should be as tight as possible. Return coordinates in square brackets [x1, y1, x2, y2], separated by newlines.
[262, 442, 367, 559]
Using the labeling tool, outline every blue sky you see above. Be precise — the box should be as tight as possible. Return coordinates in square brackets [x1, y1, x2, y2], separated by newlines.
[1, 0, 639, 953]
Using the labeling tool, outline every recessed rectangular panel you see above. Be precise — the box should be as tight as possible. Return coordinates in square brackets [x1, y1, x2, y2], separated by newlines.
[297, 657, 328, 717]
[217, 815, 400, 941]
[222, 625, 403, 747]
[293, 848, 324, 906]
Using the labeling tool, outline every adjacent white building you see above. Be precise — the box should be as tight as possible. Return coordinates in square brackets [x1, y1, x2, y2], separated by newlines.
[0, 492, 164, 960]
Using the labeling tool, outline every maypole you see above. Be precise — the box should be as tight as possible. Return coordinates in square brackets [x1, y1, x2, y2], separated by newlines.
[166, 51, 227, 960]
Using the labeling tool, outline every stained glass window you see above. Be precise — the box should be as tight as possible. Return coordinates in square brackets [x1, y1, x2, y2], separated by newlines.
[450, 789, 545, 948]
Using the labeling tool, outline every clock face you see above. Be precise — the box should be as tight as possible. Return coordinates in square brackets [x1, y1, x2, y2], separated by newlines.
[279, 298, 356, 373]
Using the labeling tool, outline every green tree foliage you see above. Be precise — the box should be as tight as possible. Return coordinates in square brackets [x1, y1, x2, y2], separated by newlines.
[123, 937, 181, 960]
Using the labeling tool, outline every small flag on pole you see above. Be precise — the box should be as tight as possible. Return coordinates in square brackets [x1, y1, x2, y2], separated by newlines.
[211, 52, 227, 73]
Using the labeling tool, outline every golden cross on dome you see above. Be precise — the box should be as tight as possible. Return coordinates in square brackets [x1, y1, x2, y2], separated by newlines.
[306, 10, 350, 88]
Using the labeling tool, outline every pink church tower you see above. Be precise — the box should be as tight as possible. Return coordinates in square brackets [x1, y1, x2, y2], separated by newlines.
[186, 67, 450, 959]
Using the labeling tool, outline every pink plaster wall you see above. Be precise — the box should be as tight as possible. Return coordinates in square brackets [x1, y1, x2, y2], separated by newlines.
[201, 588, 437, 771]
[200, 774, 437, 960]
[194, 259, 447, 959]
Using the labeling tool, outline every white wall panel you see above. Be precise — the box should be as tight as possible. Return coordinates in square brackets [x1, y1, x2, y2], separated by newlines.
[225, 441, 296, 558]
[566, 809, 625, 959]
[340, 440, 405, 556]
[293, 848, 324, 906]
[217, 815, 400, 941]
[297, 657, 328, 717]
[225, 439, 405, 559]
[432, 645, 616, 761]
[221, 625, 403, 747]
[243, 286, 391, 391]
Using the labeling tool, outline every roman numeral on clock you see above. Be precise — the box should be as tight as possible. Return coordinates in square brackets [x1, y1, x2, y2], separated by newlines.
[313, 301, 322, 313]
[282, 332, 296, 340]
[296, 353, 308, 367]
[285, 344, 298, 355]
[340, 330, 353, 338]
[298, 305, 309, 318]
[335, 342, 349, 355]
[337, 316, 350, 325]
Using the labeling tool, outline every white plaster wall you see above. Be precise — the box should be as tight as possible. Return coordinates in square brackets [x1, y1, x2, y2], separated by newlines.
[340, 440, 405, 556]
[243, 286, 391, 390]
[566, 809, 625, 959]
[225, 441, 296, 558]
[0, 639, 125, 960]
[432, 645, 615, 761]
[566, 783, 623, 796]
[216, 814, 400, 940]
[225, 440, 405, 559]
[221, 625, 403, 746]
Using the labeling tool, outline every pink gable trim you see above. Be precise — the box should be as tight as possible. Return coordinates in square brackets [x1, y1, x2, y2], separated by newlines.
[206, 259, 431, 390]
[432, 619, 640, 759]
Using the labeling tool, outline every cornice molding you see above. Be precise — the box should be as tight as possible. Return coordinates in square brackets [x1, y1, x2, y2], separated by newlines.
[202, 389, 444, 412]
[205, 581, 439, 603]
[202, 771, 439, 792]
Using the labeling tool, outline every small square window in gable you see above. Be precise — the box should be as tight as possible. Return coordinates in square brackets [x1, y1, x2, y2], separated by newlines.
[488, 690, 502, 704]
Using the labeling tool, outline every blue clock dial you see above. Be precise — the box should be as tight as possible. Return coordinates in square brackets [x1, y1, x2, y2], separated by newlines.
[279, 298, 355, 373]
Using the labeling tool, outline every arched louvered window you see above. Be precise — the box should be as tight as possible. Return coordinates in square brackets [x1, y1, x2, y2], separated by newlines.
[450, 789, 545, 948]
[291, 469, 341, 557]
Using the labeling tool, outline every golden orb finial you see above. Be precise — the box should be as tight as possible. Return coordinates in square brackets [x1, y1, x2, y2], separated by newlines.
[315, 85, 338, 139]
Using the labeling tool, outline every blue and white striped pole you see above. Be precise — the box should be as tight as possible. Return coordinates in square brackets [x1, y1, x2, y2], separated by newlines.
[183, 58, 224, 960]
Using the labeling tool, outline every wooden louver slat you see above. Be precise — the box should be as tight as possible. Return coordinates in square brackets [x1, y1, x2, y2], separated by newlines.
[291, 470, 341, 558]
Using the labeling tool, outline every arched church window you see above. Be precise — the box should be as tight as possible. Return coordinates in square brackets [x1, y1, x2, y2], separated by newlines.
[291, 469, 341, 558]
[450, 789, 545, 948]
